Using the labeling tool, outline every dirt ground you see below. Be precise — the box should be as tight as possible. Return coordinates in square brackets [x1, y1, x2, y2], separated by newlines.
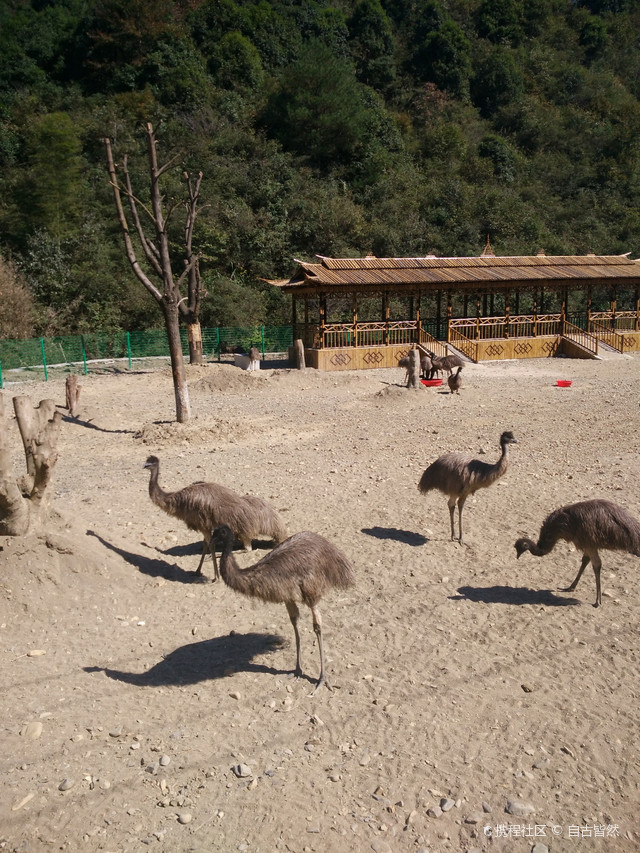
[1, 351, 639, 853]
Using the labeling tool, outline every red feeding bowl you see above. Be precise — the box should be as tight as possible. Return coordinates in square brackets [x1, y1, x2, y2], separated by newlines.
[421, 378, 443, 387]
[556, 380, 572, 387]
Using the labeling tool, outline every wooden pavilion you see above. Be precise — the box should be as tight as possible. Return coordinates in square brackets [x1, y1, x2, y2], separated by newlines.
[269, 247, 640, 370]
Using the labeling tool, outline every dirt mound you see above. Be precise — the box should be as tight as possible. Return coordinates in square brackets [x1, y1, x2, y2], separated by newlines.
[134, 417, 256, 446]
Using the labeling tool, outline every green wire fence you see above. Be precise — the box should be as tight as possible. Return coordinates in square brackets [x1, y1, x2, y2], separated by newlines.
[0, 325, 295, 386]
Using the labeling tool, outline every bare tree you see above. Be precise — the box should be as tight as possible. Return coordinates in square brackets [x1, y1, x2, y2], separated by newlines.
[104, 123, 207, 423]
[0, 393, 63, 535]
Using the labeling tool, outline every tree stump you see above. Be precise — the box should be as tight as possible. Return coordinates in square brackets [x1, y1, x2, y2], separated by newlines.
[407, 348, 421, 389]
[0, 395, 63, 535]
[294, 339, 306, 369]
[65, 375, 81, 417]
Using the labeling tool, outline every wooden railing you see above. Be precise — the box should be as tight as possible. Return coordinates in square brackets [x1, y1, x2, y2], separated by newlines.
[448, 328, 478, 362]
[589, 318, 625, 352]
[448, 314, 563, 339]
[562, 319, 599, 355]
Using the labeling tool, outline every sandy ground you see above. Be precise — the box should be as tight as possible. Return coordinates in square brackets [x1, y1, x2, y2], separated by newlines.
[0, 351, 639, 853]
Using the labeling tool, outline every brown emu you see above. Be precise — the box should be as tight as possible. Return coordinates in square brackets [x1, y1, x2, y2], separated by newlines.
[426, 350, 464, 379]
[448, 365, 463, 394]
[515, 499, 640, 607]
[143, 456, 287, 579]
[418, 431, 517, 543]
[213, 524, 355, 691]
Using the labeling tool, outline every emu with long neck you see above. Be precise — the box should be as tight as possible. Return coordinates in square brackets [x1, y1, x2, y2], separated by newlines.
[515, 499, 640, 607]
[418, 431, 517, 543]
[214, 524, 355, 691]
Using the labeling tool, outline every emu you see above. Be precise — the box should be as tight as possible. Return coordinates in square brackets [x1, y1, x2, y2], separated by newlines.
[448, 365, 463, 394]
[213, 524, 355, 691]
[515, 499, 640, 607]
[248, 345, 260, 371]
[418, 431, 517, 543]
[143, 456, 287, 579]
[426, 350, 464, 379]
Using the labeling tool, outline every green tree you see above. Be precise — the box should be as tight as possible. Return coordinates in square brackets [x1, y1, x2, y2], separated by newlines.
[348, 0, 396, 89]
[259, 42, 373, 169]
[22, 112, 86, 242]
[471, 47, 524, 117]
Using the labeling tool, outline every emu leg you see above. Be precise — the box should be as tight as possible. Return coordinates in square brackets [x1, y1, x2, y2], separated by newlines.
[457, 496, 468, 544]
[561, 554, 590, 594]
[285, 600, 303, 678]
[447, 498, 456, 541]
[310, 604, 331, 692]
[194, 538, 219, 580]
[592, 555, 602, 608]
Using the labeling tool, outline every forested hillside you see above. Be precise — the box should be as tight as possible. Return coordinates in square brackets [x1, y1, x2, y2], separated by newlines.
[1, 0, 639, 337]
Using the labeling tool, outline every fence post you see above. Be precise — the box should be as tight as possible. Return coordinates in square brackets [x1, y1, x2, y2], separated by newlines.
[0, 360, 3, 389]
[260, 326, 265, 358]
[81, 335, 88, 375]
[40, 338, 48, 381]
[216, 327, 220, 362]
[126, 332, 132, 369]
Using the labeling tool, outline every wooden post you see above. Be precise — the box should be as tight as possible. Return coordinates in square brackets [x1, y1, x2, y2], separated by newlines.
[436, 290, 442, 340]
[586, 286, 592, 332]
[416, 291, 422, 342]
[352, 293, 358, 347]
[319, 295, 326, 348]
[291, 294, 298, 341]
[475, 292, 481, 340]
[65, 375, 81, 417]
[446, 291, 452, 342]
[533, 288, 538, 337]
[635, 285, 639, 331]
[294, 339, 306, 369]
[505, 290, 511, 339]
[407, 348, 421, 390]
[383, 292, 390, 346]
[611, 285, 617, 328]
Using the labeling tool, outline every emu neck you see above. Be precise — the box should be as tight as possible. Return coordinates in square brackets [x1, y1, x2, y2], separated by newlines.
[218, 538, 248, 595]
[147, 466, 169, 508]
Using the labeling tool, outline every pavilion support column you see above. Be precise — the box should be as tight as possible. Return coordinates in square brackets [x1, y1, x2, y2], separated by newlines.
[291, 294, 298, 341]
[586, 286, 592, 332]
[532, 289, 538, 337]
[352, 293, 358, 347]
[319, 294, 326, 348]
[383, 292, 390, 346]
[505, 290, 511, 339]
[514, 290, 520, 316]
[483, 293, 488, 316]
[475, 292, 481, 340]
[446, 291, 452, 343]
[415, 292, 422, 343]
[611, 286, 617, 328]
[436, 291, 442, 340]
[635, 285, 640, 331]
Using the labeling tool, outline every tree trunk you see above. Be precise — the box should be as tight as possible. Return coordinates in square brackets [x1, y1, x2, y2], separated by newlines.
[294, 339, 306, 369]
[0, 395, 63, 535]
[65, 375, 81, 416]
[187, 321, 204, 365]
[164, 302, 191, 423]
[407, 349, 421, 389]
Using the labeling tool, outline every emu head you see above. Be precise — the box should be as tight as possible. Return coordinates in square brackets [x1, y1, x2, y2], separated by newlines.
[212, 524, 234, 546]
[514, 538, 530, 558]
[500, 431, 517, 446]
[144, 455, 159, 469]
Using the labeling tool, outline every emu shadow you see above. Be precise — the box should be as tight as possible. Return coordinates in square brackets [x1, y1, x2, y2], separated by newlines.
[61, 414, 136, 435]
[88, 530, 205, 584]
[157, 537, 277, 559]
[451, 585, 580, 606]
[362, 526, 428, 546]
[84, 632, 292, 687]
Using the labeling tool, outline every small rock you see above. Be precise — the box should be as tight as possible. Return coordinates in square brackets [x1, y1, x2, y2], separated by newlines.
[98, 778, 111, 790]
[532, 845, 549, 853]
[464, 813, 484, 824]
[27, 649, 46, 657]
[177, 812, 192, 824]
[521, 683, 533, 693]
[22, 722, 43, 740]
[427, 806, 443, 819]
[371, 840, 392, 853]
[329, 773, 341, 782]
[232, 764, 252, 778]
[482, 801, 492, 813]
[109, 727, 123, 738]
[359, 752, 371, 766]
[229, 692, 241, 700]
[159, 754, 170, 767]
[440, 798, 455, 812]
[58, 778, 74, 792]
[505, 799, 535, 817]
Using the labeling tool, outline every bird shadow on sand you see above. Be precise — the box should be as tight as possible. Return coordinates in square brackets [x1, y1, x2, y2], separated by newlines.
[158, 538, 275, 558]
[87, 530, 208, 584]
[362, 526, 428, 546]
[451, 585, 581, 606]
[60, 413, 136, 435]
[83, 632, 302, 687]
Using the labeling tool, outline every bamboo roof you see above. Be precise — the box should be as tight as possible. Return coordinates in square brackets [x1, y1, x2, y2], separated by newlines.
[269, 253, 640, 293]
